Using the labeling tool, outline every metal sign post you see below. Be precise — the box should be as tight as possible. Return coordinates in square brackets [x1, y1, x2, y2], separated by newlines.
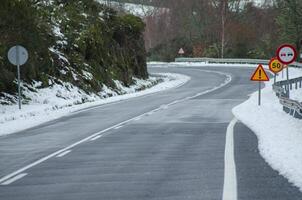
[16, 46, 21, 110]
[286, 66, 290, 97]
[258, 81, 261, 106]
[282, 69, 284, 79]
[8, 45, 28, 110]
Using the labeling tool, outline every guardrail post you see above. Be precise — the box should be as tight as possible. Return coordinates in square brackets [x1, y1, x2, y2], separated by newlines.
[294, 111, 302, 119]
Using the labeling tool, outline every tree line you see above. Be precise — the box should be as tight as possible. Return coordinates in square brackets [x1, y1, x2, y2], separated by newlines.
[135, 0, 302, 61]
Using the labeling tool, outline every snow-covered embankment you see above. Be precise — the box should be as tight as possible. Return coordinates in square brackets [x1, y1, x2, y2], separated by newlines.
[233, 68, 302, 191]
[0, 73, 190, 136]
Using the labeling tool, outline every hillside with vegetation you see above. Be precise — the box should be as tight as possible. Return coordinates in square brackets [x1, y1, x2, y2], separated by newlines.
[0, 0, 148, 104]
[133, 0, 302, 61]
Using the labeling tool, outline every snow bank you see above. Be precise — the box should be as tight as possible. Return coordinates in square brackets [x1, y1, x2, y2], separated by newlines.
[148, 61, 268, 69]
[0, 73, 190, 136]
[233, 67, 302, 191]
[96, 0, 157, 17]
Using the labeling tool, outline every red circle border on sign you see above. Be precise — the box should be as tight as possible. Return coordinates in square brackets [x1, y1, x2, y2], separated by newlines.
[276, 44, 297, 65]
[269, 57, 283, 73]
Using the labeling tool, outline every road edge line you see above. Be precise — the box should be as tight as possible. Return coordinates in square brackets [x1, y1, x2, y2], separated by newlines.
[223, 118, 238, 200]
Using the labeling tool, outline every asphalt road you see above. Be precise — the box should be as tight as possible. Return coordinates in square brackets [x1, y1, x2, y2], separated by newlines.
[0, 66, 301, 200]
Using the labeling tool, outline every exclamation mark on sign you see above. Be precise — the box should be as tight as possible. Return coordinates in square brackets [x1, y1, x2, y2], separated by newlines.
[259, 69, 262, 79]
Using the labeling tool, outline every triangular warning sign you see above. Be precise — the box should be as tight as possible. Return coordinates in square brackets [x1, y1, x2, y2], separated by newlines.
[250, 64, 269, 81]
[178, 48, 185, 54]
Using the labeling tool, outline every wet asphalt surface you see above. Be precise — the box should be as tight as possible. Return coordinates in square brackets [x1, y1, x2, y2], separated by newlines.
[0, 66, 301, 200]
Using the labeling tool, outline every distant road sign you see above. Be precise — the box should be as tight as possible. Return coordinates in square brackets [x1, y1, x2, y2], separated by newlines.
[276, 44, 297, 65]
[269, 57, 283, 73]
[178, 48, 185, 55]
[251, 64, 269, 106]
[8, 45, 28, 66]
[7, 45, 28, 110]
[250, 64, 269, 81]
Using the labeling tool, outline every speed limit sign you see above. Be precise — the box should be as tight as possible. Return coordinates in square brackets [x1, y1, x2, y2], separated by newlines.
[269, 57, 283, 73]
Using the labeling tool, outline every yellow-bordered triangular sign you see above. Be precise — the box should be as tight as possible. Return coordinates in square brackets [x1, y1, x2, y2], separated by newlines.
[250, 64, 269, 81]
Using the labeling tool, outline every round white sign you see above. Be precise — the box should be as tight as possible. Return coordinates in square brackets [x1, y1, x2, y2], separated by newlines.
[276, 44, 297, 65]
[8, 45, 28, 66]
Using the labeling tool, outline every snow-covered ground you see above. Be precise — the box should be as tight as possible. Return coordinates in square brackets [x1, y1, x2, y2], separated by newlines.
[148, 61, 268, 69]
[233, 67, 302, 191]
[96, 0, 157, 17]
[0, 73, 190, 136]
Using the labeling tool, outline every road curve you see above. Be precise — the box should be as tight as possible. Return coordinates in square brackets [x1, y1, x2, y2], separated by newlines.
[0, 66, 301, 200]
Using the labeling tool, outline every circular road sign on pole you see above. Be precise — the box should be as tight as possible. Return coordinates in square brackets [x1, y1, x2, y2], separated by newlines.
[7, 45, 29, 110]
[269, 57, 283, 74]
[276, 44, 297, 65]
[8, 45, 28, 66]
[276, 44, 296, 98]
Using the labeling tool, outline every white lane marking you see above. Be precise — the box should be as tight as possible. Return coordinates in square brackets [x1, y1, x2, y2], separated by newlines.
[223, 118, 238, 200]
[71, 72, 189, 115]
[145, 111, 154, 116]
[0, 70, 232, 185]
[0, 110, 157, 184]
[133, 117, 142, 121]
[114, 126, 123, 130]
[1, 173, 27, 186]
[90, 135, 103, 141]
[56, 150, 72, 158]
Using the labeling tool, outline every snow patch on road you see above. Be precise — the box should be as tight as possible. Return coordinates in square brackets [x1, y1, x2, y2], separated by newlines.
[233, 67, 302, 191]
[0, 73, 190, 137]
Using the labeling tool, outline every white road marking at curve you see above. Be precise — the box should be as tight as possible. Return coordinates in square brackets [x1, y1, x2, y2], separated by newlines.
[133, 117, 142, 121]
[90, 135, 103, 141]
[71, 72, 190, 115]
[0, 173, 28, 186]
[114, 126, 123, 130]
[222, 118, 238, 200]
[0, 70, 232, 185]
[56, 150, 72, 158]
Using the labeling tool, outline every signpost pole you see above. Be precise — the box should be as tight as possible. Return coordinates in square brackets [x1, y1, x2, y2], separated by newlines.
[282, 69, 284, 79]
[17, 65, 21, 110]
[258, 81, 261, 106]
[16, 46, 21, 110]
[286, 67, 290, 97]
[274, 74, 276, 84]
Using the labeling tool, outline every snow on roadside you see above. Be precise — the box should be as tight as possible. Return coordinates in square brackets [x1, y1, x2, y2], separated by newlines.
[0, 73, 190, 136]
[148, 61, 268, 69]
[96, 0, 157, 17]
[233, 67, 302, 191]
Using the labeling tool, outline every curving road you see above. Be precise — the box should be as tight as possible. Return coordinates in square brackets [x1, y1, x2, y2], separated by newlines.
[0, 66, 301, 200]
